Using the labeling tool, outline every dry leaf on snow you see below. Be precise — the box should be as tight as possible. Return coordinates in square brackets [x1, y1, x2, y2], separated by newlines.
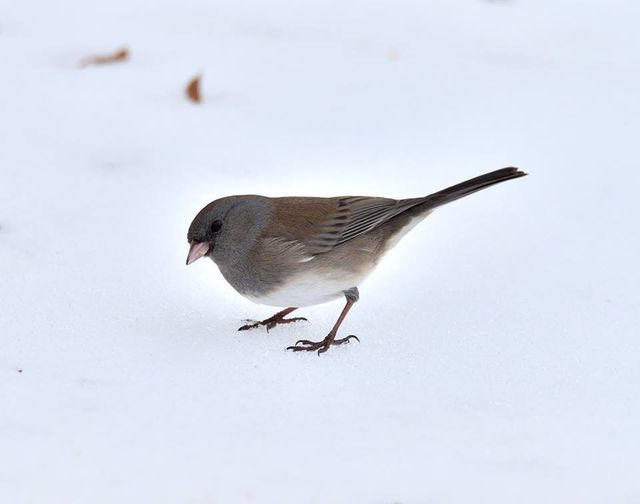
[185, 75, 202, 103]
[79, 47, 129, 68]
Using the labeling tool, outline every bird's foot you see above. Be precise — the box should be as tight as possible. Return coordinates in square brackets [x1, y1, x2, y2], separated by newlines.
[287, 334, 360, 355]
[238, 315, 308, 332]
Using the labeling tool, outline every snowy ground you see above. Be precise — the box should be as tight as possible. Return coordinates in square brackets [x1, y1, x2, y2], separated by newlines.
[2, 0, 640, 502]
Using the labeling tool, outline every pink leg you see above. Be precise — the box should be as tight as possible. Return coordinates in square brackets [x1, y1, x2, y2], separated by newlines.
[287, 293, 360, 355]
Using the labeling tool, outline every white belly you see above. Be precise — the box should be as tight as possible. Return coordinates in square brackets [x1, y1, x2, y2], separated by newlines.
[245, 268, 367, 307]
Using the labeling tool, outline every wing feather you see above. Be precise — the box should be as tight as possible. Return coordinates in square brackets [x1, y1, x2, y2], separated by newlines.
[307, 196, 426, 252]
[264, 195, 428, 258]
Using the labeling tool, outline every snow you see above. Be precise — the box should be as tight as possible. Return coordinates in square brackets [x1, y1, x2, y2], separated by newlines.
[1, 0, 640, 502]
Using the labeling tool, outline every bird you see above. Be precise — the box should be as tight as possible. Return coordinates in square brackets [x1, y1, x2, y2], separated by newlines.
[186, 167, 527, 354]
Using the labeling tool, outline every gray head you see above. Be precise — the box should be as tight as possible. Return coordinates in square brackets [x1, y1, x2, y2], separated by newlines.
[186, 195, 270, 266]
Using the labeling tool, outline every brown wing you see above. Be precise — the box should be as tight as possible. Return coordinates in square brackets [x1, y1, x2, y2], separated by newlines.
[262, 168, 527, 260]
[267, 196, 427, 256]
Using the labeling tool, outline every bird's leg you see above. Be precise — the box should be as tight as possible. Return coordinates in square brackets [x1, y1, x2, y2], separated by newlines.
[287, 288, 360, 355]
[238, 307, 308, 332]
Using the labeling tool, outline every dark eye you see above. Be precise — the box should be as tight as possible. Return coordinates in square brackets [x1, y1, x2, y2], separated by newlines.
[210, 220, 222, 233]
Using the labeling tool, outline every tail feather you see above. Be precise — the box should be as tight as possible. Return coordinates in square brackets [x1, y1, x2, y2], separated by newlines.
[421, 167, 527, 209]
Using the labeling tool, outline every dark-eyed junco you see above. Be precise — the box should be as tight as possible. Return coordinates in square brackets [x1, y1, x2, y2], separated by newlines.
[187, 167, 527, 354]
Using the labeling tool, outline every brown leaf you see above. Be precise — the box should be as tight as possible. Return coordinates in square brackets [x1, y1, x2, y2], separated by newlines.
[185, 74, 202, 103]
[79, 47, 129, 68]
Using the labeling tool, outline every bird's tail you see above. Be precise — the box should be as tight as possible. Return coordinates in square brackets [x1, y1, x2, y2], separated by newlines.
[421, 167, 527, 209]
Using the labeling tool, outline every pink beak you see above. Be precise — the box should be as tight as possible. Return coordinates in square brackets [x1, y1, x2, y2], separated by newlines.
[186, 241, 210, 265]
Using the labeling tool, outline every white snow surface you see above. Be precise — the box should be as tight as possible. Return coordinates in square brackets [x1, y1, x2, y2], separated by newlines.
[2, 0, 640, 502]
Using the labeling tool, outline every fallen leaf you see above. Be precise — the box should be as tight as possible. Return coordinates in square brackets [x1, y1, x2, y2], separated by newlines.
[185, 74, 202, 103]
[79, 47, 129, 68]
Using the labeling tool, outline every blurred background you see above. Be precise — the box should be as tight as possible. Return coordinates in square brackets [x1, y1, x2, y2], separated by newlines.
[1, 0, 639, 502]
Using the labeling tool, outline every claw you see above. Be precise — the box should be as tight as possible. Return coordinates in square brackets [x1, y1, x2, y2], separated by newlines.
[335, 334, 360, 345]
[238, 314, 309, 333]
[286, 344, 312, 352]
[286, 333, 359, 354]
[285, 297, 358, 355]
[238, 322, 260, 331]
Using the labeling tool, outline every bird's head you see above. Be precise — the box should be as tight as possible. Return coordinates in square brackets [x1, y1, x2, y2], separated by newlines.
[186, 196, 268, 266]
